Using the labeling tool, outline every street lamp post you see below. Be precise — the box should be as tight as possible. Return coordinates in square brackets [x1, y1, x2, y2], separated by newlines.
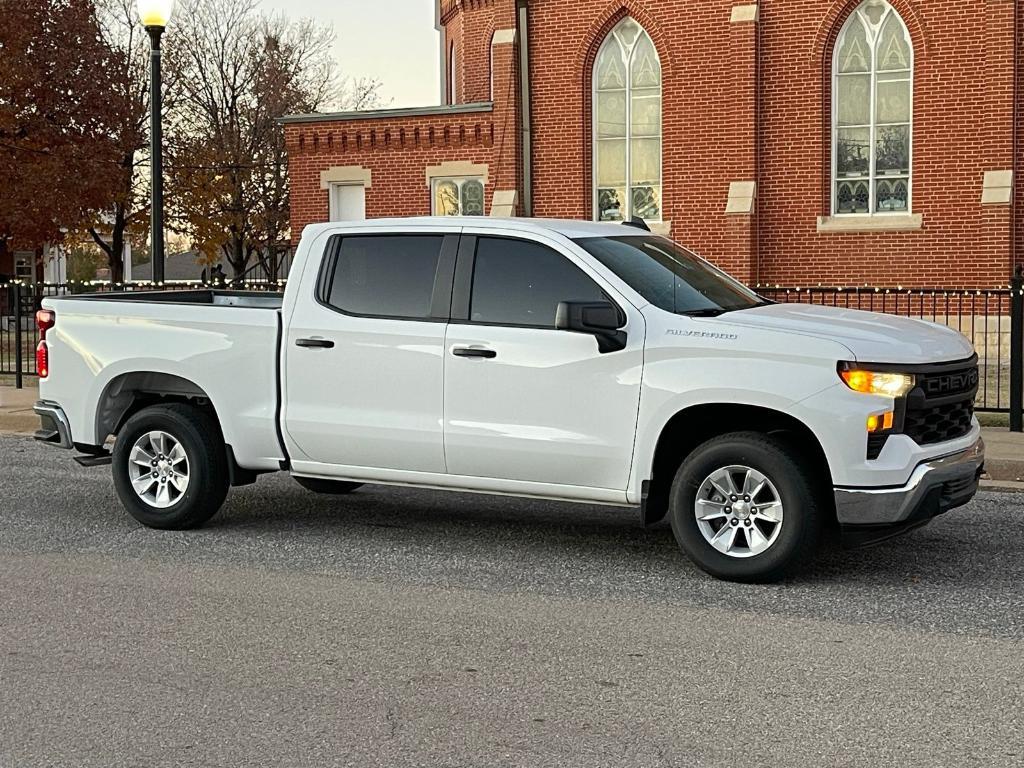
[137, 0, 174, 285]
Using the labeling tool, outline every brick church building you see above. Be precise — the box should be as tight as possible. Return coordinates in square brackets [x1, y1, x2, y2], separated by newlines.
[282, 0, 1024, 288]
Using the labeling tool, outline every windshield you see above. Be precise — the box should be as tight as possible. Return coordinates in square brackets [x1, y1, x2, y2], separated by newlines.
[573, 235, 765, 315]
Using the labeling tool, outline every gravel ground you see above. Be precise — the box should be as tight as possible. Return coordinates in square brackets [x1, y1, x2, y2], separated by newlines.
[1, 434, 1022, 767]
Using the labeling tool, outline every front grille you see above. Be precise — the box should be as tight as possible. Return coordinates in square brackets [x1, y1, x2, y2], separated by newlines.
[904, 400, 974, 445]
[903, 360, 978, 446]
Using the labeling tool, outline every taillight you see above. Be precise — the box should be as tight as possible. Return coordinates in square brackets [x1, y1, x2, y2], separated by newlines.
[36, 309, 55, 339]
[36, 310, 54, 379]
[36, 341, 48, 379]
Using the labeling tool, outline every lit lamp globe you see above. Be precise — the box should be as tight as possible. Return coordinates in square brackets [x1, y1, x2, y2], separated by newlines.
[137, 0, 174, 28]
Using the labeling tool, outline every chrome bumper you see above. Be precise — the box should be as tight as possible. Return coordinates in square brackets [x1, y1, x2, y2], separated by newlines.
[834, 436, 985, 533]
[33, 401, 73, 449]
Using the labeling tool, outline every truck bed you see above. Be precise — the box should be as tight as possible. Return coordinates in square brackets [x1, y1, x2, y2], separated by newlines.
[59, 289, 284, 309]
[40, 291, 286, 471]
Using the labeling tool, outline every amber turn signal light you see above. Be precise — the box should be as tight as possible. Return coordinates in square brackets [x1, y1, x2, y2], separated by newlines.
[867, 411, 894, 433]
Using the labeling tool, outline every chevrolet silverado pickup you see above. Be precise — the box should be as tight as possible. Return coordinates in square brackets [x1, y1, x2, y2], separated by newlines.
[33, 217, 985, 582]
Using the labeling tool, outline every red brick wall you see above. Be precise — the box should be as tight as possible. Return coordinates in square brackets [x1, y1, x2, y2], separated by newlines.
[522, 0, 1021, 287]
[286, 0, 519, 237]
[288, 0, 1023, 288]
[756, 0, 1017, 287]
[287, 110, 499, 231]
[1015, 0, 1024, 274]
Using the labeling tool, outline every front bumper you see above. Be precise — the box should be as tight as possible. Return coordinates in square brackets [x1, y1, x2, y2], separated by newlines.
[834, 436, 985, 546]
[33, 400, 73, 449]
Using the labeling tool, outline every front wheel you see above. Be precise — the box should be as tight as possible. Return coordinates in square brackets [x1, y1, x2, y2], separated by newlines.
[112, 403, 229, 530]
[669, 432, 822, 583]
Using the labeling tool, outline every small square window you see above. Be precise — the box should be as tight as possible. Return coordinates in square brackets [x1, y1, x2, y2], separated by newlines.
[432, 177, 486, 216]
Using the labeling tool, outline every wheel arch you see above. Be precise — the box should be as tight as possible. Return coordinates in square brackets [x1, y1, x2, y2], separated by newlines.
[641, 403, 835, 527]
[96, 371, 220, 443]
[98, 371, 260, 487]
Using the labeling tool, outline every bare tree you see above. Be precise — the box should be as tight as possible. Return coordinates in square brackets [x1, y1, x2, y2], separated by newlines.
[168, 0, 380, 279]
[84, 0, 177, 283]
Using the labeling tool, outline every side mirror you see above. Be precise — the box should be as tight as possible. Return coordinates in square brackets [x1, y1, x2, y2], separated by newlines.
[555, 301, 628, 353]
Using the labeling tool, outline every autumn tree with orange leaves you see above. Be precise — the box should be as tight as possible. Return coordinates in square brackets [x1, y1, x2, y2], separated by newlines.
[0, 0, 125, 273]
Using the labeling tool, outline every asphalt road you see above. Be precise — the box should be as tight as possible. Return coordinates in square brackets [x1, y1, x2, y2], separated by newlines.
[1, 434, 1023, 767]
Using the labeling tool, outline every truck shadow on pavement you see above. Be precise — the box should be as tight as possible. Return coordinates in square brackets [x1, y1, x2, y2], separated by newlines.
[209, 477, 1015, 591]
[182, 478, 1024, 639]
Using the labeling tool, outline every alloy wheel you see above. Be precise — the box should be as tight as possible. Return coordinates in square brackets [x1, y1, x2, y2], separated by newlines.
[127, 430, 190, 509]
[694, 465, 784, 558]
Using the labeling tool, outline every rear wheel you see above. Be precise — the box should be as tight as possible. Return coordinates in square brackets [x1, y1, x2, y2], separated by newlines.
[668, 432, 821, 583]
[293, 476, 364, 495]
[112, 403, 229, 530]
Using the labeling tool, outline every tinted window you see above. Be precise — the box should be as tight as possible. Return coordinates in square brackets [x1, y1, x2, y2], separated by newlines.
[470, 237, 607, 327]
[325, 235, 443, 319]
[574, 235, 762, 315]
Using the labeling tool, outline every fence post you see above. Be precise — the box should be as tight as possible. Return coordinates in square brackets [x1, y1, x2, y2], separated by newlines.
[12, 281, 23, 390]
[1011, 269, 1023, 431]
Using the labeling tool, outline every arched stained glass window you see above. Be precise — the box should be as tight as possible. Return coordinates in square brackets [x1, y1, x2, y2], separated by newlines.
[593, 17, 662, 222]
[833, 0, 913, 214]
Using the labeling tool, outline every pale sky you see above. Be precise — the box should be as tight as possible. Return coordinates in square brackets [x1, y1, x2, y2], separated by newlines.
[259, 0, 442, 109]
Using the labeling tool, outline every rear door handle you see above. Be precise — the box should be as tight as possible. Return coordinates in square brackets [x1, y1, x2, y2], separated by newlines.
[296, 338, 335, 349]
[452, 347, 497, 359]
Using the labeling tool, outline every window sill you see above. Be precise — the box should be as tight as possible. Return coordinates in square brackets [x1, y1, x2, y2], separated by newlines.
[816, 214, 922, 233]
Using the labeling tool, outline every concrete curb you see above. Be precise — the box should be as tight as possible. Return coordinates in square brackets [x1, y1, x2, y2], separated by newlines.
[979, 479, 1024, 493]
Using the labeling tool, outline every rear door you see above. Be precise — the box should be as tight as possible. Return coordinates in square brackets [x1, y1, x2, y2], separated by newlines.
[442, 230, 645, 491]
[283, 229, 459, 473]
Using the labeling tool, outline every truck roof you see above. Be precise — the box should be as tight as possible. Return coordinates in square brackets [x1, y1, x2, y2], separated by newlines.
[302, 217, 651, 241]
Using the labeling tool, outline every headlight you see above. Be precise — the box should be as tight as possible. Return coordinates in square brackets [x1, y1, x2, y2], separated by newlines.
[839, 368, 915, 397]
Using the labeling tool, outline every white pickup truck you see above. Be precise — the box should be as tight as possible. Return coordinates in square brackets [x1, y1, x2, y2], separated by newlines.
[33, 217, 984, 582]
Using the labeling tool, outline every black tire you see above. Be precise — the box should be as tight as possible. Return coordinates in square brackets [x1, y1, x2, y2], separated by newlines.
[668, 431, 821, 583]
[112, 403, 229, 530]
[293, 476, 364, 495]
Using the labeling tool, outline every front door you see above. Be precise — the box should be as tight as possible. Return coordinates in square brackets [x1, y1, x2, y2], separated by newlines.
[283, 230, 458, 473]
[443, 231, 644, 491]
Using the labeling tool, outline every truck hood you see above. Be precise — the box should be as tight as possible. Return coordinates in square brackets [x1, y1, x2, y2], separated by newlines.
[711, 303, 975, 363]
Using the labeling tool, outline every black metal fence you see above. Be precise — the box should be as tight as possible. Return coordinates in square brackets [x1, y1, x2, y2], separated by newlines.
[3, 278, 1023, 422]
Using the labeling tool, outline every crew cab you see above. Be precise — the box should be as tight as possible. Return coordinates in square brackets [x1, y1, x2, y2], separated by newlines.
[33, 218, 985, 582]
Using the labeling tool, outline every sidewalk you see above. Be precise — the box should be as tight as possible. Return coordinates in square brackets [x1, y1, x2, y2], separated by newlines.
[978, 427, 1024, 486]
[3, 383, 1024, 485]
[0, 384, 39, 435]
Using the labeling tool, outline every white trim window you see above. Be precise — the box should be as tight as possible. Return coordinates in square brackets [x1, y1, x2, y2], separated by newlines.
[432, 177, 486, 216]
[593, 17, 662, 222]
[832, 0, 913, 215]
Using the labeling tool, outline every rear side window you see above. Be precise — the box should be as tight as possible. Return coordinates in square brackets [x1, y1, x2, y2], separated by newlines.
[469, 237, 606, 327]
[324, 235, 444, 319]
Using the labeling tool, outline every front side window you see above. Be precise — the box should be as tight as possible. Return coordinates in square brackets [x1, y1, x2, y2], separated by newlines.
[470, 237, 606, 327]
[593, 17, 662, 222]
[832, 0, 913, 214]
[432, 177, 485, 216]
[324, 235, 444, 319]
[574, 236, 763, 315]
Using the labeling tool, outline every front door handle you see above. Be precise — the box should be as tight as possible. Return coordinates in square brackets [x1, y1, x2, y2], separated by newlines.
[296, 338, 335, 349]
[452, 347, 497, 359]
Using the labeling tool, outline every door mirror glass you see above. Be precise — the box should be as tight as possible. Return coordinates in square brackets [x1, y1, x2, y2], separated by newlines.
[555, 301, 627, 352]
